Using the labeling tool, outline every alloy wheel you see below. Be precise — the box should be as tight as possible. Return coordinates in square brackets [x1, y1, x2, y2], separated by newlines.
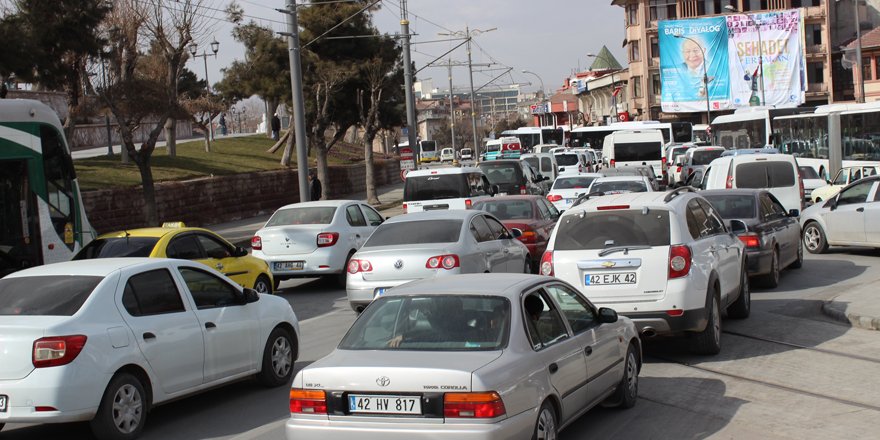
[535, 406, 557, 440]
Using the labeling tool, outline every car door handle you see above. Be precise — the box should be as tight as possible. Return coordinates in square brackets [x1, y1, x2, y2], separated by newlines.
[857, 207, 865, 212]
[143, 332, 156, 340]
[585, 346, 593, 356]
[548, 363, 559, 374]
[485, 252, 493, 256]
[356, 234, 362, 238]
[503, 248, 510, 254]
[205, 322, 217, 329]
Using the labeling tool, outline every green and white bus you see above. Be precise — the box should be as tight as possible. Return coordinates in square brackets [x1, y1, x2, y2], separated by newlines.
[0, 99, 94, 276]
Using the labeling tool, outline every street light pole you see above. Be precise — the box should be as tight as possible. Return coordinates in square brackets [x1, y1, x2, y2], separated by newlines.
[586, 53, 620, 122]
[189, 39, 220, 140]
[448, 59, 456, 152]
[675, 35, 711, 125]
[279, 0, 311, 203]
[522, 70, 546, 127]
[726, 5, 765, 106]
[853, 0, 866, 103]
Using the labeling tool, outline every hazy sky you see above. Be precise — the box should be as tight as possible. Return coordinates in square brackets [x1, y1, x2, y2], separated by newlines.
[196, 0, 625, 97]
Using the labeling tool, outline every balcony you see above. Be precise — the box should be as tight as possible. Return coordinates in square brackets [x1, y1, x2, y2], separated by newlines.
[806, 44, 826, 56]
[803, 5, 825, 19]
[807, 83, 828, 94]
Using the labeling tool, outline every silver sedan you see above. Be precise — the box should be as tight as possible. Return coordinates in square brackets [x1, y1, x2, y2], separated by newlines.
[287, 274, 641, 440]
[345, 210, 530, 312]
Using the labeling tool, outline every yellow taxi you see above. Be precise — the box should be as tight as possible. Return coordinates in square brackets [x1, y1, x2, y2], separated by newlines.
[73, 223, 274, 293]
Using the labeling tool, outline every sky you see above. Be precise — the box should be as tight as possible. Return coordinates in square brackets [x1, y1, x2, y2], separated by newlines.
[193, 0, 626, 98]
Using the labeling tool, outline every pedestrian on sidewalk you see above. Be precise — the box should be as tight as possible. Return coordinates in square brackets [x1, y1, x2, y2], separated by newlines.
[271, 114, 281, 141]
[219, 113, 228, 136]
[308, 169, 322, 201]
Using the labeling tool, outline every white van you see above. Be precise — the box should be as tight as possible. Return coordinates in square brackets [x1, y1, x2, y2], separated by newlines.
[402, 167, 495, 213]
[602, 129, 665, 180]
[703, 153, 804, 213]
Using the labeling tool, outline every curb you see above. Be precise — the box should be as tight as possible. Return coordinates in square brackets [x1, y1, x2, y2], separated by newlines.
[371, 199, 403, 212]
[821, 298, 880, 331]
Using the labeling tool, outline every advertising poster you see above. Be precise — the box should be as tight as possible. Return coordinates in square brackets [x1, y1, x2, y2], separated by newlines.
[659, 17, 730, 113]
[726, 9, 805, 108]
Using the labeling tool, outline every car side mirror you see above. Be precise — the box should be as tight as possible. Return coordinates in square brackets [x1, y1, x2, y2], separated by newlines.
[729, 219, 748, 235]
[510, 228, 523, 238]
[598, 307, 618, 324]
[243, 288, 260, 304]
[233, 246, 248, 257]
[788, 209, 799, 217]
[543, 175, 550, 181]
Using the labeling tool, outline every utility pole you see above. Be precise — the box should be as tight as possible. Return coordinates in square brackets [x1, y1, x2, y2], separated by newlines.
[466, 27, 480, 157]
[854, 0, 866, 103]
[400, 0, 418, 162]
[448, 59, 456, 152]
[280, 1, 311, 202]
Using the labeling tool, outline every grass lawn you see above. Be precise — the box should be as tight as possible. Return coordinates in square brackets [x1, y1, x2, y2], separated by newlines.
[75, 135, 384, 190]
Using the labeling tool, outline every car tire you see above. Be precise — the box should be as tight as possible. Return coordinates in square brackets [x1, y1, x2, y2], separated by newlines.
[523, 259, 532, 274]
[336, 252, 355, 289]
[257, 327, 297, 387]
[274, 277, 283, 291]
[692, 288, 721, 355]
[253, 275, 272, 295]
[90, 373, 147, 440]
[603, 343, 639, 409]
[803, 222, 829, 254]
[790, 240, 804, 269]
[727, 263, 750, 319]
[532, 401, 558, 440]
[0, 423, 4, 432]
[758, 249, 780, 288]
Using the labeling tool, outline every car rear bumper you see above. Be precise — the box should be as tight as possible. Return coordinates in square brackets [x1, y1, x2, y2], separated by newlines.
[746, 248, 773, 276]
[621, 308, 709, 336]
[0, 363, 107, 425]
[254, 249, 346, 278]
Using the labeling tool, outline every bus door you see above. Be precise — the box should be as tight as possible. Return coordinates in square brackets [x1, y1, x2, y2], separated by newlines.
[0, 159, 42, 276]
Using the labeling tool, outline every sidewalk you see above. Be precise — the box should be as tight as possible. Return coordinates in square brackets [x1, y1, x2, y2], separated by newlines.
[822, 288, 880, 331]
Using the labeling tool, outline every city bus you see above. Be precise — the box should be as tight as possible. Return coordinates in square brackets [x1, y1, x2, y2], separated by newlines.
[418, 140, 439, 163]
[570, 120, 693, 151]
[0, 99, 94, 276]
[711, 107, 813, 150]
[506, 126, 568, 151]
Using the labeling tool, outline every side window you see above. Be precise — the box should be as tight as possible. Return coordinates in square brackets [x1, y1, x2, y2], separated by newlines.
[837, 180, 874, 206]
[468, 173, 487, 196]
[523, 291, 569, 350]
[686, 199, 710, 239]
[766, 193, 788, 216]
[470, 215, 494, 242]
[166, 235, 204, 260]
[852, 168, 863, 181]
[361, 205, 384, 226]
[832, 169, 847, 185]
[541, 157, 552, 174]
[196, 234, 232, 259]
[179, 267, 242, 309]
[874, 183, 880, 202]
[484, 215, 508, 240]
[697, 199, 726, 235]
[122, 269, 186, 316]
[536, 199, 551, 219]
[481, 176, 493, 194]
[758, 195, 774, 220]
[41, 125, 77, 249]
[545, 285, 597, 334]
[544, 199, 560, 218]
[346, 205, 368, 227]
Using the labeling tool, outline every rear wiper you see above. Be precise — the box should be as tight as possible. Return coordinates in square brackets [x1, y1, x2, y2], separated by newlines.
[598, 245, 651, 257]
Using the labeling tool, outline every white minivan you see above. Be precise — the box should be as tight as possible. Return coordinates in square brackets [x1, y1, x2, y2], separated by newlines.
[402, 167, 495, 213]
[602, 129, 666, 181]
[702, 153, 804, 213]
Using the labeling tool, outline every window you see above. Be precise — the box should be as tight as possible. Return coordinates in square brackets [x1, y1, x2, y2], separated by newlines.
[166, 235, 203, 260]
[470, 215, 494, 242]
[365, 220, 461, 247]
[697, 1, 731, 16]
[805, 23, 822, 46]
[632, 76, 643, 98]
[474, 200, 534, 220]
[629, 40, 641, 63]
[554, 210, 671, 250]
[832, 169, 848, 186]
[404, 174, 470, 201]
[196, 234, 231, 259]
[361, 205, 384, 226]
[545, 285, 596, 334]
[122, 269, 186, 316]
[626, 4, 638, 26]
[544, 200, 560, 219]
[652, 73, 661, 96]
[649, 0, 677, 21]
[697, 199, 727, 234]
[41, 125, 77, 250]
[703, 194, 758, 219]
[686, 199, 711, 239]
[73, 237, 159, 260]
[837, 180, 874, 206]
[266, 207, 336, 226]
[0, 276, 101, 316]
[346, 205, 367, 227]
[742, 0, 769, 11]
[807, 62, 824, 84]
[735, 162, 796, 188]
[650, 37, 659, 59]
[863, 58, 873, 82]
[179, 267, 241, 309]
[536, 199, 551, 219]
[523, 291, 569, 350]
[792, 0, 820, 7]
[484, 216, 508, 240]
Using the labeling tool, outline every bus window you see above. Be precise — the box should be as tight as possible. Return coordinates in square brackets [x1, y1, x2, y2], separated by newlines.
[0, 160, 41, 276]
[41, 125, 77, 250]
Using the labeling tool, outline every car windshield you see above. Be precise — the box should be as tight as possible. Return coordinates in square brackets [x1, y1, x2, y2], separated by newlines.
[692, 149, 724, 165]
[265, 207, 336, 226]
[591, 180, 648, 194]
[554, 210, 670, 250]
[555, 154, 579, 166]
[736, 162, 796, 188]
[479, 163, 522, 185]
[338, 295, 510, 351]
[364, 220, 462, 247]
[404, 175, 469, 201]
[0, 276, 102, 315]
[73, 237, 159, 259]
[473, 200, 533, 220]
[703, 194, 758, 219]
[799, 166, 820, 179]
[553, 176, 598, 189]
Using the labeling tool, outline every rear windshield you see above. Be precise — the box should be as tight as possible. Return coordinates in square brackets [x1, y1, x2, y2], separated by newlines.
[404, 175, 469, 201]
[555, 154, 579, 166]
[799, 166, 820, 179]
[522, 157, 539, 170]
[473, 200, 533, 220]
[338, 295, 509, 351]
[461, 149, 472, 155]
[703, 194, 758, 219]
[614, 142, 662, 162]
[736, 162, 796, 188]
[554, 210, 670, 250]
[0, 276, 102, 315]
[692, 149, 724, 165]
[591, 180, 648, 194]
[73, 237, 159, 259]
[266, 207, 336, 226]
[479, 163, 523, 185]
[553, 176, 598, 189]
[365, 220, 462, 247]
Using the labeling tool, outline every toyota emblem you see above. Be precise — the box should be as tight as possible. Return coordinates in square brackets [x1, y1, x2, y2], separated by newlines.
[394, 259, 404, 269]
[376, 376, 391, 387]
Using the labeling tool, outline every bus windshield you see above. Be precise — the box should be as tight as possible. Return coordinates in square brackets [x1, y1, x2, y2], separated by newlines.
[714, 119, 767, 149]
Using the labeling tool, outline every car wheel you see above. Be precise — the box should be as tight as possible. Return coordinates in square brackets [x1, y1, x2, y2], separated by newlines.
[790, 240, 804, 269]
[803, 222, 829, 254]
[257, 327, 297, 387]
[727, 263, 750, 319]
[523, 258, 532, 274]
[603, 343, 640, 409]
[274, 277, 283, 291]
[253, 275, 272, 295]
[758, 249, 780, 288]
[89, 373, 146, 440]
[692, 288, 721, 355]
[336, 252, 355, 289]
[0, 423, 4, 432]
[532, 401, 558, 440]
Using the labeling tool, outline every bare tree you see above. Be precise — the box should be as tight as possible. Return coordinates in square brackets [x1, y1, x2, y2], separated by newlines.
[357, 58, 386, 205]
[180, 95, 225, 152]
[308, 59, 353, 187]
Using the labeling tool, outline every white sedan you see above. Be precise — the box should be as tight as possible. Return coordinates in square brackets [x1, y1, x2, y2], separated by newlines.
[546, 174, 602, 212]
[251, 200, 385, 289]
[0, 258, 299, 439]
[588, 175, 654, 195]
[801, 175, 880, 253]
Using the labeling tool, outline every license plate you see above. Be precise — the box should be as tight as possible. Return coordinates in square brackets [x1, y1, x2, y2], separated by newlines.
[348, 394, 421, 415]
[585, 272, 637, 286]
[565, 198, 575, 204]
[0, 394, 7, 412]
[274, 261, 304, 271]
[374, 287, 389, 298]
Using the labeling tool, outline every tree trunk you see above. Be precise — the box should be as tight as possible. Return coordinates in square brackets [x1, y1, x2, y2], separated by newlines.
[165, 119, 177, 157]
[364, 130, 379, 205]
[281, 127, 294, 166]
[63, 102, 77, 148]
[267, 129, 290, 154]
[265, 98, 279, 138]
[202, 128, 211, 153]
[136, 154, 158, 226]
[315, 146, 329, 199]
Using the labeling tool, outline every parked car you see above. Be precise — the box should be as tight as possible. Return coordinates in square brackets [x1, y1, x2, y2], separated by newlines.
[799, 166, 826, 204]
[702, 189, 803, 288]
[459, 148, 474, 161]
[440, 147, 455, 163]
[810, 165, 880, 203]
[541, 188, 749, 354]
[702, 153, 804, 213]
[250, 201, 384, 289]
[521, 152, 559, 192]
[287, 274, 641, 440]
[473, 195, 560, 272]
[345, 210, 530, 312]
[402, 167, 495, 213]
[546, 174, 603, 212]
[478, 159, 546, 196]
[0, 258, 298, 440]
[801, 175, 880, 254]
[74, 224, 274, 294]
[588, 176, 654, 195]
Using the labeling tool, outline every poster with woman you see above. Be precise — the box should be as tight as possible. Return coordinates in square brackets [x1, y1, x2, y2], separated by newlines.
[659, 17, 730, 113]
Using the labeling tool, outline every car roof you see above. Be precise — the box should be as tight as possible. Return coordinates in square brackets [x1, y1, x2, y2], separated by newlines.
[701, 189, 765, 197]
[690, 146, 725, 152]
[388, 273, 554, 299]
[479, 159, 521, 165]
[407, 167, 481, 177]
[566, 191, 685, 213]
[97, 226, 211, 239]
[594, 176, 647, 182]
[383, 209, 479, 223]
[276, 200, 358, 210]
[5, 257, 165, 278]
[474, 195, 543, 203]
[557, 173, 603, 179]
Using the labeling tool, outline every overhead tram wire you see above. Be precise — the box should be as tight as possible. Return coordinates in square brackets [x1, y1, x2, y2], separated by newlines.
[301, 0, 382, 48]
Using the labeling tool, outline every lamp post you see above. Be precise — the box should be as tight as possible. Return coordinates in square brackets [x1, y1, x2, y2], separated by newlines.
[521, 70, 547, 127]
[188, 38, 220, 139]
[675, 34, 712, 125]
[725, 5, 765, 106]
[586, 53, 620, 123]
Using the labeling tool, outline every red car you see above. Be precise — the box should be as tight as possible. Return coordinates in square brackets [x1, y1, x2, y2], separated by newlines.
[472, 195, 560, 272]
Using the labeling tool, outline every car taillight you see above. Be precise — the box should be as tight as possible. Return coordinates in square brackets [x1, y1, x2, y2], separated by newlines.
[251, 235, 262, 250]
[798, 175, 805, 210]
[290, 390, 328, 414]
[610, 159, 616, 168]
[426, 254, 460, 270]
[403, 203, 408, 214]
[520, 185, 527, 195]
[597, 205, 630, 210]
[33, 335, 87, 368]
[547, 194, 562, 202]
[676, 165, 682, 173]
[317, 232, 339, 247]
[669, 245, 692, 279]
[661, 157, 667, 172]
[348, 259, 373, 274]
[725, 174, 734, 189]
[540, 251, 553, 276]
[687, 167, 693, 176]
[443, 392, 506, 418]
[465, 199, 473, 209]
[517, 229, 537, 244]
[738, 233, 760, 248]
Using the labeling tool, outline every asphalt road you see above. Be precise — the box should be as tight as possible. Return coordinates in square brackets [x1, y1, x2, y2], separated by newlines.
[5, 250, 880, 439]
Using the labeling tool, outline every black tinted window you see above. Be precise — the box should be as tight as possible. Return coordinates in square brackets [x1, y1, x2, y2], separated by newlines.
[691, 149, 724, 165]
[703, 194, 758, 219]
[736, 162, 796, 188]
[553, 176, 597, 189]
[614, 142, 662, 162]
[554, 210, 670, 250]
[470, 215, 494, 242]
[555, 154, 579, 166]
[73, 237, 159, 260]
[266, 207, 336, 226]
[196, 235, 231, 259]
[365, 220, 462, 247]
[799, 166, 820, 179]
[541, 157, 552, 172]
[473, 200, 534, 220]
[179, 268, 241, 309]
[484, 216, 508, 239]
[166, 235, 203, 259]
[123, 269, 185, 316]
[479, 163, 524, 185]
[0, 276, 101, 316]
[404, 175, 469, 201]
[686, 200, 711, 239]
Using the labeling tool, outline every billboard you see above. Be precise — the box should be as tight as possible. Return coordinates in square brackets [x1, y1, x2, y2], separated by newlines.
[659, 17, 731, 113]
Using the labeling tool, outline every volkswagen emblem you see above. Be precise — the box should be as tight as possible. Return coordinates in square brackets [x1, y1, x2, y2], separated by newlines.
[376, 376, 391, 387]
[394, 259, 404, 269]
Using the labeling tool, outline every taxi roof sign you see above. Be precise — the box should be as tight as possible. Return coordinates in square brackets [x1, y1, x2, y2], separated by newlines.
[161, 221, 186, 228]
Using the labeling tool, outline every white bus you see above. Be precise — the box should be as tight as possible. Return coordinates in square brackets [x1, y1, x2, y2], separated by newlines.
[504, 126, 567, 151]
[570, 121, 693, 151]
[418, 140, 439, 163]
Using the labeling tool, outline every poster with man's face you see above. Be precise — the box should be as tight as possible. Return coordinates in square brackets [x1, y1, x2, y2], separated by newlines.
[659, 17, 730, 113]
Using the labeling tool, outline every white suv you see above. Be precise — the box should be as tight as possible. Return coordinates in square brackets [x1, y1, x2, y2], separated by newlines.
[540, 188, 749, 354]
